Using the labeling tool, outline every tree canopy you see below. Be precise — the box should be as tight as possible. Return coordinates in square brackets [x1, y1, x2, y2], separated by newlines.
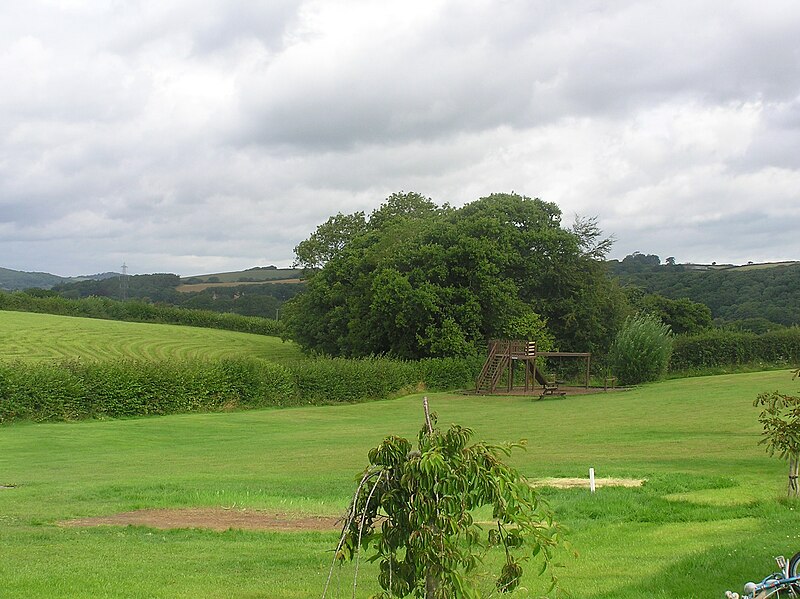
[284, 192, 627, 359]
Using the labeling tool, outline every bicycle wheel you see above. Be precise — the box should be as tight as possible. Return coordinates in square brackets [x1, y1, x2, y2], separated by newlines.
[788, 552, 800, 578]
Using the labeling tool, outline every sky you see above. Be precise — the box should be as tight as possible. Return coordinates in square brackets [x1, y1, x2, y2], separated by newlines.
[2, 0, 799, 277]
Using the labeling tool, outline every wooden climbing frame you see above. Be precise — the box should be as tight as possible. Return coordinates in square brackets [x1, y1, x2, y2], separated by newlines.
[475, 339, 591, 395]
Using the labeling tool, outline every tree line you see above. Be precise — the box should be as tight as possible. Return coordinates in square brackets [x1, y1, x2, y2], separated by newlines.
[609, 254, 800, 330]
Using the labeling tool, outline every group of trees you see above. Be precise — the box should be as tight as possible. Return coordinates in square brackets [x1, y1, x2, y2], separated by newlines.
[611, 257, 800, 329]
[284, 192, 628, 360]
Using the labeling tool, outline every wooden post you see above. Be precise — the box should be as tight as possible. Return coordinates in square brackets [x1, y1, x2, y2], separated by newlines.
[585, 355, 591, 389]
[423, 396, 433, 435]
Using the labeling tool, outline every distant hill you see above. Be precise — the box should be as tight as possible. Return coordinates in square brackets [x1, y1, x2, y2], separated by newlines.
[0, 264, 301, 292]
[680, 261, 800, 272]
[608, 256, 800, 327]
[36, 267, 305, 320]
[0, 267, 66, 290]
[0, 267, 119, 291]
[181, 266, 304, 285]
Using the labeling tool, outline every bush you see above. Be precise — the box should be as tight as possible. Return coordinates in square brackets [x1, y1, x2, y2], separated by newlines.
[289, 358, 415, 403]
[609, 313, 672, 385]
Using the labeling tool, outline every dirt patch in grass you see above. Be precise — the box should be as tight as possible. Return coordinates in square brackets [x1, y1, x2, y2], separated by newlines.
[532, 477, 644, 489]
[59, 480, 644, 531]
[61, 508, 340, 532]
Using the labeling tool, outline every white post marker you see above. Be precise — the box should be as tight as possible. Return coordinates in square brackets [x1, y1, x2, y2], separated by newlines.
[589, 467, 596, 493]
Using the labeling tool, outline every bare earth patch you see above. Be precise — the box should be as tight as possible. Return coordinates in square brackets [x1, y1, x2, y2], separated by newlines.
[532, 477, 644, 489]
[60, 479, 644, 532]
[60, 508, 340, 532]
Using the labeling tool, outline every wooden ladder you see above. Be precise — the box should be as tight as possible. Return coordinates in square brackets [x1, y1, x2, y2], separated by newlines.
[476, 343, 509, 393]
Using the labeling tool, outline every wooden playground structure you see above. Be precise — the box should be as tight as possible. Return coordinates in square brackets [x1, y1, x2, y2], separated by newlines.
[475, 340, 593, 397]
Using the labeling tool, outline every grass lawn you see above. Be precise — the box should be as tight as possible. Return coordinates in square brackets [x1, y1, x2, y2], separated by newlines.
[0, 311, 302, 363]
[2, 370, 800, 597]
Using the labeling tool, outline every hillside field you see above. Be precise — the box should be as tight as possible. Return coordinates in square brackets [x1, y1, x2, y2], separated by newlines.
[181, 267, 304, 284]
[2, 371, 800, 597]
[0, 311, 302, 363]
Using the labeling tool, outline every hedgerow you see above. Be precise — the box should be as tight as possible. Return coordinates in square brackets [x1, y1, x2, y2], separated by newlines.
[0, 291, 282, 336]
[670, 327, 800, 371]
[0, 355, 483, 424]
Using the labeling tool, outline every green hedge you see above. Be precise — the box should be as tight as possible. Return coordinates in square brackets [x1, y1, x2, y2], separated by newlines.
[0, 355, 483, 424]
[0, 292, 282, 336]
[670, 327, 800, 371]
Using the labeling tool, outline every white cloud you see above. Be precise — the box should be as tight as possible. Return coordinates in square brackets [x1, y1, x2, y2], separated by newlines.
[0, 0, 799, 275]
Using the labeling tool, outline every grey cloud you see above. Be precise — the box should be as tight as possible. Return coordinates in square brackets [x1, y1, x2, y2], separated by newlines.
[735, 99, 800, 170]
[1, 0, 800, 276]
[233, 2, 800, 151]
[611, 210, 800, 264]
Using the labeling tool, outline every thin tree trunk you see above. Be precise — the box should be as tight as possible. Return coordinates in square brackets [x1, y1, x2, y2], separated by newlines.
[425, 572, 439, 599]
[789, 455, 799, 498]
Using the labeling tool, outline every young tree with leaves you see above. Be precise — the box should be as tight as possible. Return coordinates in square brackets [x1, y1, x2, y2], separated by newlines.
[755, 371, 800, 497]
[325, 398, 565, 599]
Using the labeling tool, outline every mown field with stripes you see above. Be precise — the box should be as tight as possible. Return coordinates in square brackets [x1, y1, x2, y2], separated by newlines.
[0, 311, 302, 363]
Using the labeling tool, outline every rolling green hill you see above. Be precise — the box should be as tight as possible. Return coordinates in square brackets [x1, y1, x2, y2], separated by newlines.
[0, 311, 301, 363]
[0, 267, 68, 291]
[180, 266, 303, 284]
[609, 258, 800, 327]
[48, 268, 305, 319]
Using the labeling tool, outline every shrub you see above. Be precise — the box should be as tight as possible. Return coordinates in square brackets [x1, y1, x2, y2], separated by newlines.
[609, 313, 672, 385]
[417, 355, 485, 390]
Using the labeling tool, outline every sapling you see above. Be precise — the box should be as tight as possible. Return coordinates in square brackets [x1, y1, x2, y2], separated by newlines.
[755, 370, 800, 497]
[324, 397, 564, 598]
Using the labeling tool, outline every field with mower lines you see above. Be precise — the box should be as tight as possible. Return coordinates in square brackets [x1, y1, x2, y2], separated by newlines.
[2, 370, 800, 597]
[0, 311, 301, 363]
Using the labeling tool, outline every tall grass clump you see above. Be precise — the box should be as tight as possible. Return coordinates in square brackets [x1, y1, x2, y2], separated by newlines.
[609, 313, 673, 385]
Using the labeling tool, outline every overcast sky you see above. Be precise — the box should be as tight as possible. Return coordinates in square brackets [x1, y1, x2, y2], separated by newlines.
[2, 0, 799, 276]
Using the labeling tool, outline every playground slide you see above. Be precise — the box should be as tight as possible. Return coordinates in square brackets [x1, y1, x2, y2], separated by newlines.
[532, 368, 549, 386]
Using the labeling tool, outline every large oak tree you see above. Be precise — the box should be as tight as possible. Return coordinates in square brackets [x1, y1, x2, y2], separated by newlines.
[284, 192, 626, 358]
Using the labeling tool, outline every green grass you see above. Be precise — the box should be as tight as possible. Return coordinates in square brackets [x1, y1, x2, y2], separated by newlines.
[2, 370, 800, 597]
[0, 311, 302, 363]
